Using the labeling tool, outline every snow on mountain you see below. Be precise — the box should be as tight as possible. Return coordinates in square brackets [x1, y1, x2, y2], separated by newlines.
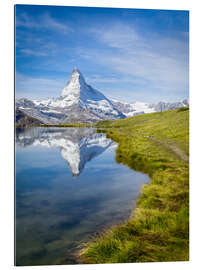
[16, 127, 114, 177]
[58, 68, 124, 118]
[149, 99, 189, 112]
[110, 99, 155, 117]
[16, 68, 125, 124]
[111, 98, 189, 117]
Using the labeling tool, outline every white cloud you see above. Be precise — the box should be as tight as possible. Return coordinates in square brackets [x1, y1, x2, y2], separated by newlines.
[103, 52, 188, 90]
[90, 23, 139, 50]
[86, 23, 189, 99]
[16, 29, 60, 57]
[15, 72, 66, 99]
[86, 74, 146, 85]
[16, 12, 72, 34]
[19, 49, 48, 57]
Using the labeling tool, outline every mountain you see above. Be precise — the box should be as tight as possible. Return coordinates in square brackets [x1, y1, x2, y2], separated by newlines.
[16, 108, 44, 128]
[16, 68, 125, 124]
[16, 67, 189, 123]
[149, 99, 189, 112]
[111, 98, 189, 117]
[16, 127, 114, 177]
[110, 99, 155, 117]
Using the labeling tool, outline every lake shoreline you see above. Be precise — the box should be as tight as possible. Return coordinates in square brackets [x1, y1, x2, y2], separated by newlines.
[79, 109, 189, 263]
[15, 109, 189, 264]
[16, 126, 150, 265]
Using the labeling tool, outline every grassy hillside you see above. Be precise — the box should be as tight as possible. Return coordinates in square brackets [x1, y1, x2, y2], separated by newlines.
[80, 108, 189, 263]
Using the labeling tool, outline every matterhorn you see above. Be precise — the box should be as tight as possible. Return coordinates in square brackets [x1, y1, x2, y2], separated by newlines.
[16, 67, 125, 124]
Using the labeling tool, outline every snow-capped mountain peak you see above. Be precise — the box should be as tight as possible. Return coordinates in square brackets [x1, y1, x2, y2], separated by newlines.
[60, 67, 113, 106]
[61, 67, 86, 98]
[16, 68, 125, 124]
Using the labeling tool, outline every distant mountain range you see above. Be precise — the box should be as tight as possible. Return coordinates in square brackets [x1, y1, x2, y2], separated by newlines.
[16, 68, 189, 124]
[111, 98, 189, 117]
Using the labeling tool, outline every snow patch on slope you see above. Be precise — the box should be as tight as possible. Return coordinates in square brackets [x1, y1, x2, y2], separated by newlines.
[110, 98, 155, 117]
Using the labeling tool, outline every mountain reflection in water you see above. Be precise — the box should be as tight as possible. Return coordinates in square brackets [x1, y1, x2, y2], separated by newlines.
[15, 127, 150, 266]
[16, 127, 114, 177]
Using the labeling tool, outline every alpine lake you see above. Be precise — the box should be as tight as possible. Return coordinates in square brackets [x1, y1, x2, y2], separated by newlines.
[15, 127, 150, 266]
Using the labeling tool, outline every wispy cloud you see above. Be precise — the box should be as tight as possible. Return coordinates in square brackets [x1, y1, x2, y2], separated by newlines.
[16, 12, 72, 34]
[19, 49, 48, 57]
[16, 12, 75, 58]
[15, 72, 66, 99]
[90, 23, 140, 50]
[86, 74, 146, 85]
[17, 41, 59, 57]
[16, 28, 61, 57]
[85, 22, 189, 100]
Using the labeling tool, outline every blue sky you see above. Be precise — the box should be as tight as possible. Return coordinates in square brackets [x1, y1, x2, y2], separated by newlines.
[15, 5, 189, 103]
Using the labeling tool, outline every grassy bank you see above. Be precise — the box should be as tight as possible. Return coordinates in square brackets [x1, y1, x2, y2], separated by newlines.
[79, 108, 189, 263]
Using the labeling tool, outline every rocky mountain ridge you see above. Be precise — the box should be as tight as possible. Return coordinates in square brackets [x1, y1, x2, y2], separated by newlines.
[16, 108, 43, 128]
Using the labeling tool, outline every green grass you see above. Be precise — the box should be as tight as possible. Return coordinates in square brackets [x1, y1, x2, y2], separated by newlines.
[79, 108, 189, 263]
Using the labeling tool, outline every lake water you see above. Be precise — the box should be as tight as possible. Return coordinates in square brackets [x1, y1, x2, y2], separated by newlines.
[15, 127, 150, 266]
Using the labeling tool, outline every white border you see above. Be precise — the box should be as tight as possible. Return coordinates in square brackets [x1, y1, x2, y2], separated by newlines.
[1, 0, 203, 269]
